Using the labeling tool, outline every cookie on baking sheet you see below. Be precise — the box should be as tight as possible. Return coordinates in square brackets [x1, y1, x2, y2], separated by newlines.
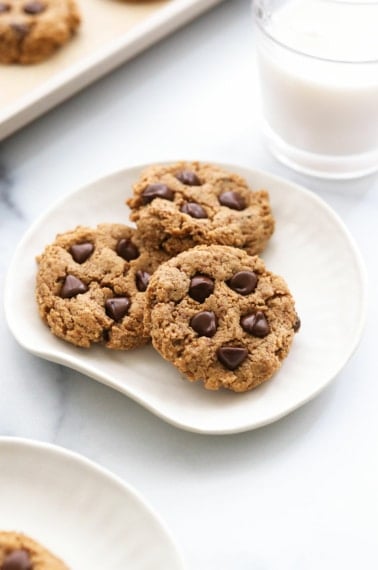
[36, 224, 169, 350]
[0, 531, 67, 569]
[127, 161, 274, 256]
[145, 245, 300, 392]
[0, 0, 80, 64]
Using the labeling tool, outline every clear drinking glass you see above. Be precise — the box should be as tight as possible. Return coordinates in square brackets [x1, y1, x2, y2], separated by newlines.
[253, 0, 378, 179]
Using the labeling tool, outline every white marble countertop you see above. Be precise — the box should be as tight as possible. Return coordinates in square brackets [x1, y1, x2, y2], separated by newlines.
[1, 0, 378, 568]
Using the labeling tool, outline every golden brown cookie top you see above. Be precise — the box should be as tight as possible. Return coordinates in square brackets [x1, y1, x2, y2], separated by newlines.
[0, 0, 80, 64]
[0, 531, 68, 569]
[146, 245, 299, 392]
[127, 161, 275, 256]
[36, 223, 169, 350]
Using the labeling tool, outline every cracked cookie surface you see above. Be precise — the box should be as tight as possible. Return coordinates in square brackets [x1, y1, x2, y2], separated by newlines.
[0, 0, 80, 64]
[0, 531, 68, 569]
[127, 162, 275, 256]
[36, 224, 168, 349]
[146, 245, 300, 392]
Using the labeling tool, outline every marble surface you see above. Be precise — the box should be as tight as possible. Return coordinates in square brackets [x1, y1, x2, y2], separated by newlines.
[1, 0, 378, 568]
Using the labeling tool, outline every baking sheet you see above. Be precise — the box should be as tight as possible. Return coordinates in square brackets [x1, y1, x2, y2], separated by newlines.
[0, 0, 222, 140]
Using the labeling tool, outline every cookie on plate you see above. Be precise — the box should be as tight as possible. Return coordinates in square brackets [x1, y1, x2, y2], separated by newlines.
[0, 531, 67, 569]
[145, 245, 300, 392]
[127, 161, 274, 256]
[36, 224, 169, 349]
[0, 0, 80, 65]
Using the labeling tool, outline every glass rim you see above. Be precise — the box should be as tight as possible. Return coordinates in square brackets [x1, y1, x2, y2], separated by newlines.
[253, 1, 378, 65]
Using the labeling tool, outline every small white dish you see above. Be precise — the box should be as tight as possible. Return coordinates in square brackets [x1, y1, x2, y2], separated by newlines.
[4, 163, 367, 434]
[0, 437, 185, 570]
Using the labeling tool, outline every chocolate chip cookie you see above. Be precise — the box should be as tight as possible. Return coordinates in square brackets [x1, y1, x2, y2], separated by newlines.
[0, 531, 68, 569]
[0, 0, 80, 64]
[36, 224, 168, 349]
[127, 162, 274, 256]
[145, 245, 300, 392]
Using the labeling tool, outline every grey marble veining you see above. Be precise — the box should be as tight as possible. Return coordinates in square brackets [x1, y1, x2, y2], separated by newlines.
[0, 153, 23, 220]
[48, 365, 74, 443]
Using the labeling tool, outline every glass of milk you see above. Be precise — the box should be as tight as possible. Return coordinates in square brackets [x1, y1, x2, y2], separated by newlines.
[253, 0, 378, 179]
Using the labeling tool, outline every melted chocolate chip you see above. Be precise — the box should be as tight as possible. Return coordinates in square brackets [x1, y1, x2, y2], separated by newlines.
[1, 549, 32, 570]
[0, 3, 10, 13]
[180, 202, 208, 219]
[135, 270, 150, 292]
[23, 1, 45, 14]
[188, 275, 214, 303]
[141, 184, 174, 204]
[116, 239, 139, 261]
[70, 242, 94, 264]
[228, 271, 257, 295]
[105, 297, 130, 321]
[190, 311, 217, 337]
[218, 191, 246, 210]
[60, 275, 88, 298]
[217, 346, 248, 370]
[11, 23, 29, 36]
[175, 170, 201, 186]
[241, 311, 270, 337]
[293, 316, 301, 332]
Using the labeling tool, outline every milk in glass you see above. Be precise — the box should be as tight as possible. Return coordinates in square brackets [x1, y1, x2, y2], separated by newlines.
[255, 0, 378, 178]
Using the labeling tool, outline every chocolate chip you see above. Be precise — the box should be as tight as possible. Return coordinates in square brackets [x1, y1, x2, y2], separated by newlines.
[11, 23, 29, 36]
[23, 1, 45, 14]
[188, 275, 214, 303]
[218, 191, 246, 210]
[116, 239, 139, 261]
[69, 242, 94, 264]
[1, 549, 32, 570]
[141, 184, 174, 204]
[60, 275, 88, 298]
[176, 170, 201, 186]
[228, 271, 257, 295]
[135, 270, 150, 292]
[180, 202, 208, 219]
[0, 3, 10, 13]
[190, 311, 217, 337]
[241, 311, 270, 337]
[105, 297, 130, 321]
[293, 316, 301, 332]
[217, 346, 248, 370]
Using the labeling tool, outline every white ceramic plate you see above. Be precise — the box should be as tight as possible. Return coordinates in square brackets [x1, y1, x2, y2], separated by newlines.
[0, 0, 222, 141]
[4, 163, 367, 434]
[0, 437, 185, 569]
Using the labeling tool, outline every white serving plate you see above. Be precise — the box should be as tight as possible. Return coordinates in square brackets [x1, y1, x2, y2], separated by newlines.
[4, 162, 367, 434]
[0, 0, 222, 141]
[0, 437, 185, 569]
